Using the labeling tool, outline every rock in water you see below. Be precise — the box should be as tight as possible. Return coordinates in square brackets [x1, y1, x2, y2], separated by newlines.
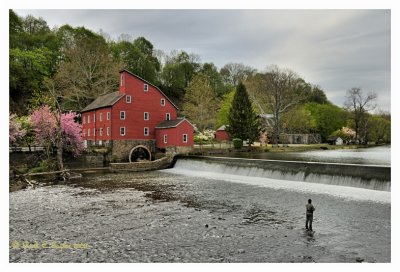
[356, 257, 364, 262]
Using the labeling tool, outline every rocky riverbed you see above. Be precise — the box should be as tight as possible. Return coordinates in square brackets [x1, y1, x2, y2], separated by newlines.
[9, 171, 391, 262]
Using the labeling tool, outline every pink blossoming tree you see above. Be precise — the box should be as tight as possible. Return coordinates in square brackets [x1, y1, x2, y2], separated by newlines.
[30, 105, 83, 169]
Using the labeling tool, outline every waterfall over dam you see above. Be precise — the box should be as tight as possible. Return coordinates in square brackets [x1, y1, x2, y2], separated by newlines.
[170, 156, 391, 192]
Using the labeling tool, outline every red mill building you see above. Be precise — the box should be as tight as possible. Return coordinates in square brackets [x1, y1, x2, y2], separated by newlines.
[81, 70, 194, 162]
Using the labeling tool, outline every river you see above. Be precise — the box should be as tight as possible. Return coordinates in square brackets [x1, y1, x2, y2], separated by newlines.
[9, 148, 391, 262]
[216, 145, 391, 166]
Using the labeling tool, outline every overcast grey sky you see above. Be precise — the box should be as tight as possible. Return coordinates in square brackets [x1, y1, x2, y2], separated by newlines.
[15, 9, 391, 111]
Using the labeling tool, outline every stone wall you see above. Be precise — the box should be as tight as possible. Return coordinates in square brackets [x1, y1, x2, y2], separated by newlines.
[111, 140, 156, 162]
[110, 156, 174, 172]
[166, 146, 193, 155]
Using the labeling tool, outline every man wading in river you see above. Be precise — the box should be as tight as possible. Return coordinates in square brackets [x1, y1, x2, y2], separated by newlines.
[305, 199, 315, 231]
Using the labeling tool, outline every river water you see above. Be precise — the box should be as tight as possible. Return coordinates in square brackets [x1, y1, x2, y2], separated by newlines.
[217, 146, 391, 166]
[9, 149, 391, 262]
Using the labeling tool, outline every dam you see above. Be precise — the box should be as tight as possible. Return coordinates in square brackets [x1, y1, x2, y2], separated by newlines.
[170, 156, 391, 192]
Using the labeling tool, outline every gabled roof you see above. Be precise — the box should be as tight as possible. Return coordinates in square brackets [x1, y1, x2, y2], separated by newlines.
[81, 91, 124, 112]
[155, 118, 194, 129]
[217, 125, 227, 131]
[121, 69, 179, 110]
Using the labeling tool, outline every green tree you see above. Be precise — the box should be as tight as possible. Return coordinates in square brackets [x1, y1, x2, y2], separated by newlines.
[305, 102, 347, 142]
[216, 90, 235, 129]
[228, 83, 259, 145]
[9, 11, 61, 114]
[200, 62, 230, 97]
[182, 74, 218, 131]
[281, 105, 316, 133]
[111, 36, 160, 83]
[369, 114, 391, 144]
[160, 50, 201, 102]
[54, 26, 122, 110]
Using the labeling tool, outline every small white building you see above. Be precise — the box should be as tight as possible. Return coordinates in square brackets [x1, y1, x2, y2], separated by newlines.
[327, 136, 343, 145]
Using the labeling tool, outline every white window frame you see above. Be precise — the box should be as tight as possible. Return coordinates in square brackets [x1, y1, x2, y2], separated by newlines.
[88, 129, 90, 136]
[83, 116, 86, 124]
[107, 112, 110, 120]
[99, 113, 103, 122]
[107, 127, 110, 136]
[144, 127, 149, 136]
[83, 130, 86, 137]
[126, 95, 131, 103]
[183, 134, 188, 143]
[88, 115, 90, 124]
[99, 128, 103, 136]
[93, 128, 96, 136]
[93, 114, 96, 122]
[120, 127, 126, 136]
[144, 84, 148, 92]
[120, 111, 126, 120]
[144, 112, 149, 120]
[161, 98, 165, 106]
[166, 113, 171, 120]
[120, 73, 124, 87]
[164, 134, 168, 144]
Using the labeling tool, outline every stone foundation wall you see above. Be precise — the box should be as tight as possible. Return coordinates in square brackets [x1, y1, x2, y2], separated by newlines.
[111, 140, 156, 162]
[166, 146, 193, 155]
[110, 156, 173, 172]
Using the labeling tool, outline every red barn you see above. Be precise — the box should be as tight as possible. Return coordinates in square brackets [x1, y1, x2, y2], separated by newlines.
[215, 125, 230, 142]
[81, 70, 194, 161]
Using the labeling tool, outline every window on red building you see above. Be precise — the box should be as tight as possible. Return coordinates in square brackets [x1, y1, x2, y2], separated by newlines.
[144, 112, 149, 120]
[107, 112, 110, 120]
[120, 111, 126, 120]
[161, 99, 165, 106]
[120, 127, 126, 136]
[126, 95, 131, 103]
[144, 127, 149, 136]
[100, 128, 103, 136]
[166, 113, 170, 120]
[183, 134, 188, 143]
[120, 74, 124, 86]
[107, 127, 110, 136]
[88, 129, 90, 136]
[144, 84, 148, 92]
[99, 113, 103, 122]
[164, 134, 168, 144]
[88, 115, 90, 124]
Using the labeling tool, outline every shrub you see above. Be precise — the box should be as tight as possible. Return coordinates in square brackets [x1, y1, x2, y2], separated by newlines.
[232, 138, 243, 149]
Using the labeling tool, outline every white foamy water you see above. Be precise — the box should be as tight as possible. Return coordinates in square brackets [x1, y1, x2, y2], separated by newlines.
[162, 159, 391, 204]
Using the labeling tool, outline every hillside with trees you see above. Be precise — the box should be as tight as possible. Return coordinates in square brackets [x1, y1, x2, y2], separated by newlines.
[9, 10, 391, 151]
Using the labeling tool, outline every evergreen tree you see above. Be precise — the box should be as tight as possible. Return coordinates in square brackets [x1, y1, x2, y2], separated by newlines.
[228, 82, 259, 145]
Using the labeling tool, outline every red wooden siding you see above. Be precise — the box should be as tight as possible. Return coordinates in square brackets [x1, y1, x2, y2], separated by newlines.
[215, 130, 230, 141]
[82, 108, 112, 143]
[155, 120, 194, 149]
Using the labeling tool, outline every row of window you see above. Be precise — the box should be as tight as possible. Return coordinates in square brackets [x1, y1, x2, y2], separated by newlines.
[124, 95, 166, 106]
[84, 112, 111, 124]
[83, 110, 171, 124]
[83, 127, 188, 142]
